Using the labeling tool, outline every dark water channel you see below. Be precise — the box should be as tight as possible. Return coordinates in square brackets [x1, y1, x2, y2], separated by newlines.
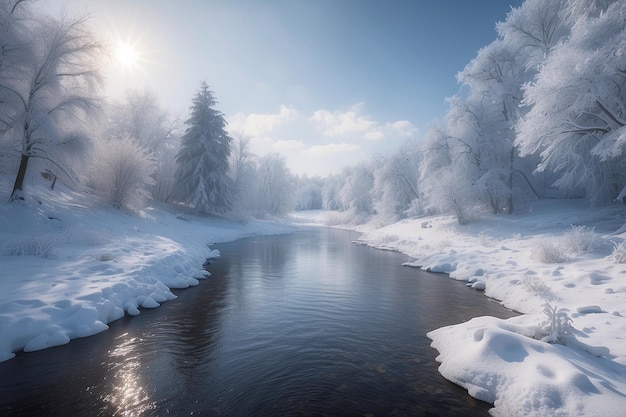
[0, 228, 516, 417]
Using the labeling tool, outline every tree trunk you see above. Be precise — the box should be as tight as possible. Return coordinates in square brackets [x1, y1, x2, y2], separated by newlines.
[507, 147, 514, 214]
[10, 153, 30, 201]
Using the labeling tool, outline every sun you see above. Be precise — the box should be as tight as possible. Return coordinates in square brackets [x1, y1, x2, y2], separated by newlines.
[115, 41, 139, 69]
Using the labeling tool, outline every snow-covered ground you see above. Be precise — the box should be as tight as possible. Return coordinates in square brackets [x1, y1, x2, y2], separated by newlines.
[292, 202, 626, 416]
[0, 178, 295, 362]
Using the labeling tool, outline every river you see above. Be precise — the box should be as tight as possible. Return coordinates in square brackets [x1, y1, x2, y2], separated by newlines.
[0, 227, 516, 416]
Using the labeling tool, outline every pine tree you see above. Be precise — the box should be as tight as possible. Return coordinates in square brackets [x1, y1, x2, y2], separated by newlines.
[173, 82, 233, 214]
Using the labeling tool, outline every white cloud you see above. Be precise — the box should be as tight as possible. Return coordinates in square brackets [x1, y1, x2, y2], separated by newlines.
[309, 103, 418, 141]
[227, 105, 298, 137]
[309, 104, 376, 137]
[302, 143, 360, 157]
[387, 120, 419, 138]
[274, 139, 305, 152]
[364, 130, 385, 141]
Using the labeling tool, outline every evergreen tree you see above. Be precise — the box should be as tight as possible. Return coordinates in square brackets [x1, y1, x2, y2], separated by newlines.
[173, 82, 233, 214]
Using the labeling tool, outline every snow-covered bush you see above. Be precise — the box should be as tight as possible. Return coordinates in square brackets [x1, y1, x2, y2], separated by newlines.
[532, 239, 567, 263]
[96, 252, 114, 261]
[562, 225, 600, 255]
[524, 275, 555, 300]
[539, 303, 577, 344]
[478, 231, 490, 246]
[4, 237, 57, 258]
[611, 241, 626, 264]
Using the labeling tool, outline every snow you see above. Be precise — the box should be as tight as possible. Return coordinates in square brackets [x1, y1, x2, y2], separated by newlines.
[4, 176, 626, 416]
[0, 178, 295, 362]
[291, 201, 626, 416]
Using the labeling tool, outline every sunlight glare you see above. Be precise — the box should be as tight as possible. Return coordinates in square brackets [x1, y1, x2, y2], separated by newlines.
[115, 41, 139, 69]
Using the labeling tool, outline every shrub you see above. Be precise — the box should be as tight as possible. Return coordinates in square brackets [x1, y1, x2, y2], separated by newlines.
[539, 303, 577, 344]
[523, 275, 556, 300]
[4, 237, 57, 258]
[532, 239, 567, 263]
[612, 241, 626, 264]
[562, 225, 600, 255]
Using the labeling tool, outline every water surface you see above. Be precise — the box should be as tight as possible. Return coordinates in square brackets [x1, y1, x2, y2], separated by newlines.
[0, 227, 516, 416]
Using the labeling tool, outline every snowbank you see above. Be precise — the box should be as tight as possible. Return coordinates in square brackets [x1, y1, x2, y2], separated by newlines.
[0, 180, 295, 362]
[292, 201, 626, 416]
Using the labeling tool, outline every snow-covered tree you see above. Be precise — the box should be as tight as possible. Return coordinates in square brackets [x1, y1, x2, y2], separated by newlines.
[254, 152, 295, 216]
[228, 134, 257, 212]
[104, 90, 179, 203]
[417, 0, 577, 218]
[0, 0, 31, 174]
[516, 0, 626, 204]
[2, 12, 103, 200]
[106, 89, 175, 152]
[338, 162, 375, 217]
[371, 141, 420, 223]
[294, 175, 324, 211]
[173, 82, 233, 214]
[89, 135, 156, 211]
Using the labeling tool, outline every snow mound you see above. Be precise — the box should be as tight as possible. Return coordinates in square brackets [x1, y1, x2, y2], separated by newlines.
[429, 315, 625, 417]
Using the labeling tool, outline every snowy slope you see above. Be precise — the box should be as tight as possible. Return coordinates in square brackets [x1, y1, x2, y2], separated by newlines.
[0, 178, 295, 362]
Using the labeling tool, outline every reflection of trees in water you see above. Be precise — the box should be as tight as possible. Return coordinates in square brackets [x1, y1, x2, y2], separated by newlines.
[155, 262, 230, 396]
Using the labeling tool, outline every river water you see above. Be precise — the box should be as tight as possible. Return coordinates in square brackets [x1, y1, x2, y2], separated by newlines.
[0, 227, 516, 416]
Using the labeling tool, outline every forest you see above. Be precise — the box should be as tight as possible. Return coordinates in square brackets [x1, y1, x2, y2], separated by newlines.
[1, 0, 626, 225]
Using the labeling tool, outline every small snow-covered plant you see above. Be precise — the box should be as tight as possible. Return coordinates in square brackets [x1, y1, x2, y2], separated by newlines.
[524, 275, 555, 300]
[540, 303, 580, 344]
[563, 225, 600, 255]
[96, 252, 115, 261]
[532, 239, 567, 263]
[478, 231, 490, 246]
[4, 237, 57, 258]
[611, 241, 626, 264]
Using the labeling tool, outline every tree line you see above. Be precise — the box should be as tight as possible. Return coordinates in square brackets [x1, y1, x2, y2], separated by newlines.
[1, 0, 625, 225]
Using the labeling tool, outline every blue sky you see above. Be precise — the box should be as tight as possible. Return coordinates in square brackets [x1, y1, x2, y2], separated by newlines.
[43, 0, 523, 176]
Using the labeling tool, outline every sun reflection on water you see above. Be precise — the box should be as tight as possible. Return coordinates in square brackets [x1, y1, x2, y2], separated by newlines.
[102, 333, 156, 416]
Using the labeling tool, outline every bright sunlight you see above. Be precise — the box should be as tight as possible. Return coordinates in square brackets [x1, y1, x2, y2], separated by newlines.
[115, 42, 139, 69]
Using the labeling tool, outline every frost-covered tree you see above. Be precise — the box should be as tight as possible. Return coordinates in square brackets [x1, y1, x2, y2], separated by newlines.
[228, 134, 256, 211]
[496, 0, 570, 70]
[417, 0, 576, 218]
[338, 162, 375, 217]
[89, 135, 156, 211]
[104, 90, 179, 203]
[418, 125, 476, 224]
[321, 173, 345, 211]
[254, 152, 294, 216]
[106, 89, 175, 152]
[516, 0, 626, 204]
[0, 1, 31, 174]
[1, 13, 102, 200]
[294, 174, 324, 211]
[371, 142, 420, 223]
[173, 82, 233, 214]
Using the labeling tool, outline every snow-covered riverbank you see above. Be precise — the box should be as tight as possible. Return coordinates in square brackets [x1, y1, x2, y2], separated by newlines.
[3, 177, 626, 416]
[0, 181, 295, 362]
[292, 202, 626, 416]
